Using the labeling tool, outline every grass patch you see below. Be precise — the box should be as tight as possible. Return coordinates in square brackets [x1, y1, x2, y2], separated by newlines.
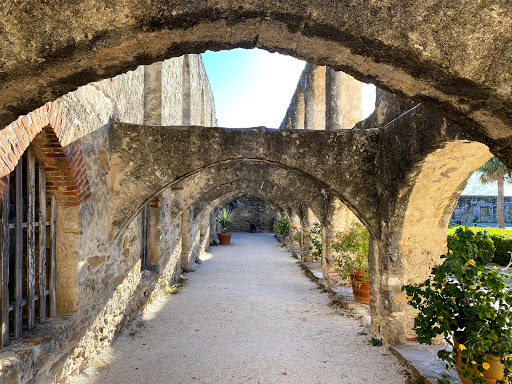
[164, 275, 187, 295]
[369, 337, 383, 346]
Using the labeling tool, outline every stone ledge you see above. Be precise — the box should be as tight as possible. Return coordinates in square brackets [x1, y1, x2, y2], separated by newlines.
[390, 343, 461, 384]
[297, 253, 462, 383]
[0, 316, 77, 383]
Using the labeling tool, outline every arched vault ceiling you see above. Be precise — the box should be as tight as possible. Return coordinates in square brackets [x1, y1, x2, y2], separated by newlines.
[167, 161, 330, 220]
[1, 0, 512, 158]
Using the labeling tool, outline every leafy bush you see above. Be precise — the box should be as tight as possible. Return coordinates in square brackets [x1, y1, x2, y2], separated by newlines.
[448, 226, 512, 266]
[403, 249, 512, 384]
[308, 222, 322, 261]
[447, 226, 495, 265]
[332, 221, 369, 282]
[273, 212, 290, 237]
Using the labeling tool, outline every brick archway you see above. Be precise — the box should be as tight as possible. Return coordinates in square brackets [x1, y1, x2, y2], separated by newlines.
[0, 101, 91, 206]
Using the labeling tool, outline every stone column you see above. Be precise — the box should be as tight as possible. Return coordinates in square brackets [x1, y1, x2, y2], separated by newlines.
[320, 223, 339, 288]
[325, 67, 362, 130]
[300, 209, 314, 262]
[289, 211, 301, 253]
[304, 65, 326, 130]
[180, 207, 191, 271]
[143, 61, 163, 125]
[291, 90, 305, 130]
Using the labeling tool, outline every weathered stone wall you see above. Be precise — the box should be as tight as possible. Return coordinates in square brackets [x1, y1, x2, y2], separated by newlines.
[220, 195, 279, 232]
[280, 64, 362, 130]
[0, 54, 216, 384]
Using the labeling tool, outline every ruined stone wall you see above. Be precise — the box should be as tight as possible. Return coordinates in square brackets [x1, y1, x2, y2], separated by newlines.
[451, 195, 512, 223]
[0, 54, 216, 384]
[221, 196, 279, 232]
[280, 65, 362, 130]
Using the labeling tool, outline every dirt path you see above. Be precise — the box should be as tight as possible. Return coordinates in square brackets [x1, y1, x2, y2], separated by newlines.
[72, 233, 409, 384]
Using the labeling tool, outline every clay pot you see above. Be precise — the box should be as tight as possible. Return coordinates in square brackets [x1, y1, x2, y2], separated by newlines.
[217, 232, 232, 245]
[453, 339, 508, 384]
[350, 271, 370, 304]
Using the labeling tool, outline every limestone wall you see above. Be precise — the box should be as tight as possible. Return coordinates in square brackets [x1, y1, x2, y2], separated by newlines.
[0, 54, 215, 384]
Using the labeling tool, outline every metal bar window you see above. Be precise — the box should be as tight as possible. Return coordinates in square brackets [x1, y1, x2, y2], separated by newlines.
[140, 205, 150, 267]
[0, 149, 57, 346]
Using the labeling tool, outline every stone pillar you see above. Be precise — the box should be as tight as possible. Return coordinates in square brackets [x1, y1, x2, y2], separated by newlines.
[304, 65, 326, 130]
[289, 211, 301, 253]
[325, 67, 362, 130]
[143, 61, 163, 125]
[300, 209, 314, 262]
[291, 90, 305, 130]
[320, 223, 339, 288]
[180, 207, 191, 271]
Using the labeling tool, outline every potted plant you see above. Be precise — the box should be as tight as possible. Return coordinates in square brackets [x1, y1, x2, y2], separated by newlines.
[333, 221, 370, 304]
[216, 207, 236, 245]
[308, 222, 322, 261]
[403, 246, 512, 383]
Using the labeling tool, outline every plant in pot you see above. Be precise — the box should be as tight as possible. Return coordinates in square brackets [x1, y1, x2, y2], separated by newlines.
[216, 207, 236, 245]
[402, 238, 512, 384]
[333, 221, 370, 304]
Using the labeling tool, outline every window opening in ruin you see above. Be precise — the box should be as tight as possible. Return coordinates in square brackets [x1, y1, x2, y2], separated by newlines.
[0, 148, 57, 346]
[140, 204, 150, 268]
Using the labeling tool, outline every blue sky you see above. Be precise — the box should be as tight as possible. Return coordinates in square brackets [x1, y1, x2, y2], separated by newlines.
[202, 48, 375, 128]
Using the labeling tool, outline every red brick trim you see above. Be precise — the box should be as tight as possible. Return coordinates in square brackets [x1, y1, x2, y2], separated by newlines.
[150, 194, 163, 208]
[0, 100, 91, 206]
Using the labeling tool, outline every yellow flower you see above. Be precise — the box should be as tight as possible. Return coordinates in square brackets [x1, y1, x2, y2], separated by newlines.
[407, 296, 412, 301]
[449, 250, 453, 254]
[480, 373, 484, 377]
[451, 298, 456, 304]
[482, 301, 486, 305]
[471, 360, 477, 365]
[468, 259, 476, 265]
[482, 362, 491, 370]
[469, 285, 476, 290]
[437, 316, 444, 321]
[459, 344, 467, 351]
[477, 281, 482, 286]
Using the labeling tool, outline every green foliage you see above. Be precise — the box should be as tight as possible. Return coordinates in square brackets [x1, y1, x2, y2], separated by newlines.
[216, 207, 236, 232]
[403, 248, 512, 384]
[273, 212, 290, 237]
[447, 226, 495, 265]
[448, 226, 512, 266]
[294, 230, 302, 244]
[478, 157, 512, 184]
[333, 222, 369, 283]
[308, 222, 322, 261]
[369, 337, 383, 347]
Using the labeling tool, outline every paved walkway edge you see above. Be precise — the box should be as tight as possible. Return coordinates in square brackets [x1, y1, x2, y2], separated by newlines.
[292, 248, 461, 384]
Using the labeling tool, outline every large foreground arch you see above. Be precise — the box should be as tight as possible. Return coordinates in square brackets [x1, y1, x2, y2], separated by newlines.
[1, 1, 512, 161]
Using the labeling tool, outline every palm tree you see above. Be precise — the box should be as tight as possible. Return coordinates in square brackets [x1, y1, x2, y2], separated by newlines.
[478, 157, 512, 228]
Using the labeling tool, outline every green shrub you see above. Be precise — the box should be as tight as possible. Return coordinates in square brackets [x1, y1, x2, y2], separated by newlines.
[448, 226, 512, 266]
[447, 226, 494, 265]
[333, 221, 369, 281]
[308, 222, 322, 261]
[274, 212, 290, 237]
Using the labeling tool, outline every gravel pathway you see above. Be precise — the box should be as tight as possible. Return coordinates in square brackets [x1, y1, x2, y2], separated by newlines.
[72, 233, 410, 384]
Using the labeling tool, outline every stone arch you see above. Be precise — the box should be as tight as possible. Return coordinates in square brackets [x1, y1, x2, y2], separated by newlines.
[2, 2, 512, 159]
[371, 139, 492, 343]
[0, 101, 91, 206]
[109, 124, 381, 239]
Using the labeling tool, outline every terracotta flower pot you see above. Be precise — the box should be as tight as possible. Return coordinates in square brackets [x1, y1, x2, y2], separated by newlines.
[453, 339, 508, 384]
[350, 271, 370, 304]
[217, 232, 232, 245]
